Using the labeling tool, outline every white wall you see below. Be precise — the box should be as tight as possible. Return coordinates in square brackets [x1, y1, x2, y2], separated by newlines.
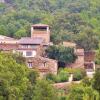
[16, 50, 36, 58]
[22, 50, 36, 57]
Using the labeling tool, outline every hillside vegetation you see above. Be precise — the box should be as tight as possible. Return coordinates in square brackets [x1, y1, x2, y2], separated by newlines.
[0, 1, 100, 100]
[0, 0, 100, 50]
[0, 52, 100, 100]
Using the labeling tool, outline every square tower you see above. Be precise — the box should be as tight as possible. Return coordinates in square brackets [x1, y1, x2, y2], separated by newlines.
[31, 24, 50, 44]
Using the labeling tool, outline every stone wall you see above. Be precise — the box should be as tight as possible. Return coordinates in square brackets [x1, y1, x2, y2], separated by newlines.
[84, 51, 95, 62]
[66, 49, 84, 68]
[26, 56, 58, 76]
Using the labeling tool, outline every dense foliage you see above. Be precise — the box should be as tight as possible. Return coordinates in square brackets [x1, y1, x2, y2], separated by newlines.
[93, 68, 100, 94]
[46, 68, 86, 83]
[0, 0, 100, 100]
[46, 69, 69, 83]
[0, 52, 58, 100]
[66, 69, 100, 100]
[0, 53, 29, 99]
[0, 0, 100, 50]
[46, 45, 77, 64]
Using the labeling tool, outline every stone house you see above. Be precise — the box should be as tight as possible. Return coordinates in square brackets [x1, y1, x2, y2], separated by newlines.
[26, 56, 58, 76]
[68, 49, 85, 68]
[0, 24, 57, 76]
[0, 35, 18, 52]
[84, 51, 95, 62]
[0, 24, 96, 76]
[84, 51, 96, 72]
[62, 41, 84, 68]
[16, 37, 45, 58]
[63, 41, 95, 71]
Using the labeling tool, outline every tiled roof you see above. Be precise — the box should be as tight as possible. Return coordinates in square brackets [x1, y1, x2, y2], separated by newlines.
[18, 37, 44, 44]
[0, 40, 18, 44]
[0, 35, 18, 44]
[0, 35, 15, 40]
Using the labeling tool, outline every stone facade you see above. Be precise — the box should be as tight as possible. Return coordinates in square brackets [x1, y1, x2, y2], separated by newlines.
[64, 44, 95, 70]
[66, 49, 84, 68]
[31, 24, 50, 44]
[26, 56, 58, 76]
[84, 51, 96, 72]
[84, 51, 95, 62]
[0, 24, 58, 76]
[0, 24, 96, 76]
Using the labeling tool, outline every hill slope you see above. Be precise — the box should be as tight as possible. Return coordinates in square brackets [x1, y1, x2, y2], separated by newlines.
[0, 0, 100, 50]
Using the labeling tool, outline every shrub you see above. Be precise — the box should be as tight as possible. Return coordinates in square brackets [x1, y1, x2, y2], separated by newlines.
[64, 68, 76, 74]
[73, 68, 86, 81]
[46, 68, 86, 83]
[46, 73, 57, 83]
[58, 70, 69, 82]
[63, 68, 86, 81]
[46, 69, 69, 83]
[81, 77, 92, 87]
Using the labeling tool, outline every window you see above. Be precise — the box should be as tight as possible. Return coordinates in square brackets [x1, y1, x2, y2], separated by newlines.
[28, 62, 33, 68]
[31, 45, 37, 49]
[26, 51, 32, 56]
[34, 27, 47, 31]
[43, 61, 47, 67]
[22, 45, 28, 48]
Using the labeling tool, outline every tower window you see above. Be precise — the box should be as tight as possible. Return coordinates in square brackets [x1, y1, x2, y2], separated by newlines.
[34, 27, 47, 31]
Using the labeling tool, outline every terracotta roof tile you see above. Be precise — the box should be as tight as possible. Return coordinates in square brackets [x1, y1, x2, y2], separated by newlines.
[0, 35, 15, 40]
[18, 37, 44, 44]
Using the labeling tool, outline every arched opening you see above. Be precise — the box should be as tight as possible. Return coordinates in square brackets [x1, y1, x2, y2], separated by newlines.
[58, 61, 66, 68]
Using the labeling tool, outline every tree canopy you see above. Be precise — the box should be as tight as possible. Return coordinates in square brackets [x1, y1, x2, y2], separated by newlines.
[0, 0, 100, 50]
[46, 45, 77, 64]
[0, 52, 59, 100]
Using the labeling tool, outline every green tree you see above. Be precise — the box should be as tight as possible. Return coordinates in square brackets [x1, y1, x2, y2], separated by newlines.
[33, 80, 59, 100]
[0, 25, 8, 36]
[67, 84, 99, 100]
[0, 52, 29, 99]
[67, 85, 84, 100]
[95, 46, 100, 64]
[83, 87, 99, 100]
[0, 52, 39, 100]
[15, 28, 27, 38]
[93, 68, 100, 95]
[75, 27, 99, 51]
[46, 45, 77, 64]
[24, 70, 39, 100]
